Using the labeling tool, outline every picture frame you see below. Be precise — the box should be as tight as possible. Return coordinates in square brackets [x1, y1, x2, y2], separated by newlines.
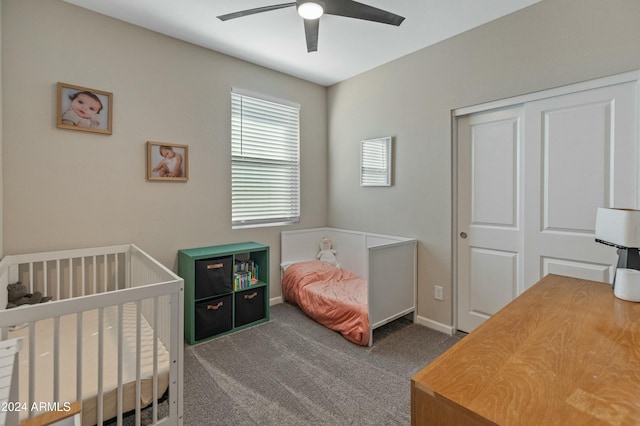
[147, 141, 189, 182]
[360, 136, 393, 186]
[57, 82, 113, 135]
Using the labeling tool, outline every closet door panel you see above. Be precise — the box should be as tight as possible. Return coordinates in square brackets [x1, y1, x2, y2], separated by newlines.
[457, 107, 524, 333]
[457, 77, 638, 333]
[469, 248, 517, 317]
[472, 121, 518, 227]
[523, 82, 635, 289]
[543, 102, 609, 232]
[542, 257, 611, 282]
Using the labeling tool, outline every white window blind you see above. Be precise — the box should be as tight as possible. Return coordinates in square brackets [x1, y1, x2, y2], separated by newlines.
[231, 91, 300, 227]
[360, 137, 392, 186]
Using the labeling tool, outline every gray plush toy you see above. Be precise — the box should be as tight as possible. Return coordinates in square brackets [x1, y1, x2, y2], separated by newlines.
[6, 282, 52, 309]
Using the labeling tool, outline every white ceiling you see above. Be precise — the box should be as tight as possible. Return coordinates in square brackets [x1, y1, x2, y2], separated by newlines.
[62, 0, 541, 86]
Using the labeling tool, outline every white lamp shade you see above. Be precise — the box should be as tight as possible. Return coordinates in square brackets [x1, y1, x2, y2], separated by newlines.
[298, 2, 324, 19]
[595, 207, 640, 248]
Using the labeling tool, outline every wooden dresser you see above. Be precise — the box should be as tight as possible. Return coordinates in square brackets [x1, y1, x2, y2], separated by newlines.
[411, 274, 640, 425]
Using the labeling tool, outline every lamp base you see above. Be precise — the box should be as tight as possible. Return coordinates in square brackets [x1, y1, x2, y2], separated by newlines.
[613, 268, 640, 302]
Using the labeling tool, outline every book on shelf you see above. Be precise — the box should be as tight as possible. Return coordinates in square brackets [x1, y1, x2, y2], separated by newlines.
[234, 271, 250, 291]
[234, 259, 259, 290]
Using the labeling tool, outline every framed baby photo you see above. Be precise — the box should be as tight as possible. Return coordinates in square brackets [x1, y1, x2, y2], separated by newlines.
[56, 82, 113, 135]
[147, 141, 189, 182]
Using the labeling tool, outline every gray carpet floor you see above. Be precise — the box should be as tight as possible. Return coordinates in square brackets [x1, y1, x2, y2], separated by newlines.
[183, 303, 463, 425]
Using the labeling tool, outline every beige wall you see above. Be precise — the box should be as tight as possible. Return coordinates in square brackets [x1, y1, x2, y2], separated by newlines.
[1, 0, 328, 300]
[327, 0, 640, 327]
[5, 0, 640, 330]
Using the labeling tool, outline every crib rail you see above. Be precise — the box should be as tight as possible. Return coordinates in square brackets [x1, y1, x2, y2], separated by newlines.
[0, 245, 184, 425]
[0, 245, 131, 308]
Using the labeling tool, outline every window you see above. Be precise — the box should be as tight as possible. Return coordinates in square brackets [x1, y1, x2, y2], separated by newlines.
[231, 90, 300, 228]
[360, 136, 392, 186]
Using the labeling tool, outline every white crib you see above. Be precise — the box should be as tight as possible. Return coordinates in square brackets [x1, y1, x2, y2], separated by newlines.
[0, 244, 184, 425]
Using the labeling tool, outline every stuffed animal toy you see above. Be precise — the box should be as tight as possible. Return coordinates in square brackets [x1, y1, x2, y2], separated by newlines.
[317, 238, 339, 267]
[6, 282, 52, 309]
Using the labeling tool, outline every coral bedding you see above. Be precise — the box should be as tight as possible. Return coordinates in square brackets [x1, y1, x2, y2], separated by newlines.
[282, 260, 370, 345]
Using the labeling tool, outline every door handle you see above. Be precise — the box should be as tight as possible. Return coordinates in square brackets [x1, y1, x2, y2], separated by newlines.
[460, 232, 468, 239]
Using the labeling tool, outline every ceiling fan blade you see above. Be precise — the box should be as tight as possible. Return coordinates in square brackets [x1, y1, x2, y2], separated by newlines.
[217, 2, 296, 21]
[323, 0, 405, 26]
[304, 18, 319, 52]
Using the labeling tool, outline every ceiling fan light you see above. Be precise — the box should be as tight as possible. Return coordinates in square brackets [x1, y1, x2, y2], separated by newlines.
[298, 2, 324, 19]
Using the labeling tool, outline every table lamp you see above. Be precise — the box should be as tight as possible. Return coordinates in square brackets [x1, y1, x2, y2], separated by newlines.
[595, 207, 640, 302]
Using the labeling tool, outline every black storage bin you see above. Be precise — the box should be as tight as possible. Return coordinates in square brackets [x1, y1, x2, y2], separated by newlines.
[195, 256, 232, 299]
[194, 294, 232, 340]
[235, 287, 266, 327]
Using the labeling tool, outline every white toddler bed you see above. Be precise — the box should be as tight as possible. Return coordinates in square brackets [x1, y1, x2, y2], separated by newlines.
[281, 228, 417, 346]
[0, 244, 184, 426]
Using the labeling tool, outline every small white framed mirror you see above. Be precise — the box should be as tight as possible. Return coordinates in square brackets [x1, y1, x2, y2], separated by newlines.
[360, 136, 392, 186]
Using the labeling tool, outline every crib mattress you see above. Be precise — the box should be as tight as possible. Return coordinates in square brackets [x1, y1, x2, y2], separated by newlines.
[9, 303, 170, 425]
[282, 260, 369, 345]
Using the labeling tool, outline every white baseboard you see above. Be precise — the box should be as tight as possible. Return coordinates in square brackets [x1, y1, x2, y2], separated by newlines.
[270, 296, 283, 306]
[415, 314, 455, 335]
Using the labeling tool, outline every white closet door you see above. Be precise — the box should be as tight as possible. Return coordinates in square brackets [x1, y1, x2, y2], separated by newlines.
[457, 80, 638, 333]
[523, 83, 636, 288]
[457, 107, 525, 333]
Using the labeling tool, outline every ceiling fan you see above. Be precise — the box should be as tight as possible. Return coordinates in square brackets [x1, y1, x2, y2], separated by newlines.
[217, 0, 405, 53]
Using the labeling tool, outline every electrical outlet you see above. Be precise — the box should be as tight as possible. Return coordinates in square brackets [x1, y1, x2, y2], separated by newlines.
[434, 285, 444, 301]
